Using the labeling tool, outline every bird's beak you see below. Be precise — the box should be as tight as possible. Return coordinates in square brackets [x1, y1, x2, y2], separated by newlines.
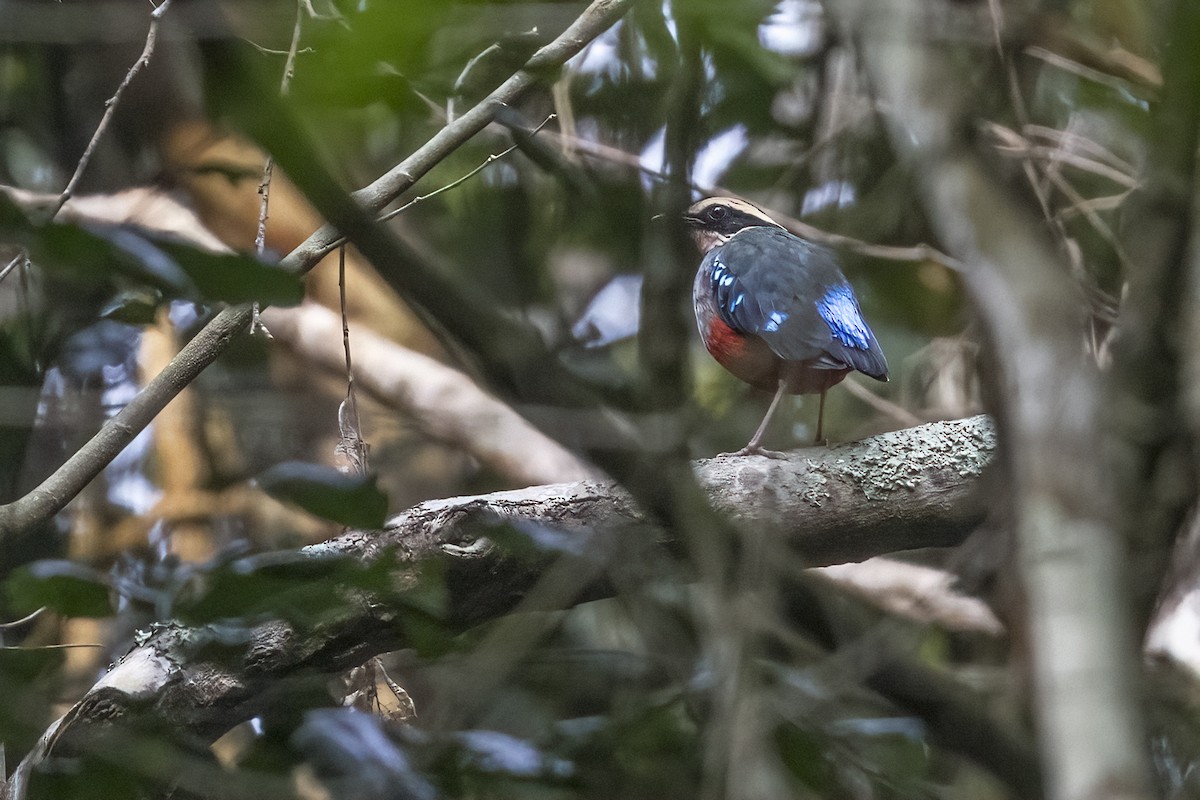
[650, 211, 702, 226]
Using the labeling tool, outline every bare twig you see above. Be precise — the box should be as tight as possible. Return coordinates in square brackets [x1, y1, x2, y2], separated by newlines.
[549, 130, 962, 268]
[264, 108, 560, 281]
[304, 114, 559, 262]
[843, 377, 923, 427]
[252, 0, 305, 335]
[1023, 124, 1137, 176]
[245, 41, 313, 57]
[50, 0, 174, 219]
[985, 123, 1135, 276]
[1024, 45, 1158, 93]
[0, 642, 105, 651]
[0, 607, 46, 630]
[376, 115, 556, 226]
[988, 126, 1138, 189]
[334, 247, 369, 475]
[0, 252, 23, 284]
[254, 0, 304, 254]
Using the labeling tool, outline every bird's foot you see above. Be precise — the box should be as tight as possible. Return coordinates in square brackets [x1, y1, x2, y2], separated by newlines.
[727, 444, 789, 459]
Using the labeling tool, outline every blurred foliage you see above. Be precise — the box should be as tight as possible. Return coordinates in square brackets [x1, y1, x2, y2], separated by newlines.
[0, 0, 1195, 798]
[255, 461, 390, 529]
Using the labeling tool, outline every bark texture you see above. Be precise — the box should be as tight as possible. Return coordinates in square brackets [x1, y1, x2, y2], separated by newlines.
[3, 416, 997, 798]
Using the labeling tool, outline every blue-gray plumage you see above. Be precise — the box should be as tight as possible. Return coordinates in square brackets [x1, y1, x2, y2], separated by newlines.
[684, 197, 888, 453]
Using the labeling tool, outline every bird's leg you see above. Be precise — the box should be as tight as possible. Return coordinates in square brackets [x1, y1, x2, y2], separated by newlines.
[735, 379, 788, 458]
[814, 387, 828, 446]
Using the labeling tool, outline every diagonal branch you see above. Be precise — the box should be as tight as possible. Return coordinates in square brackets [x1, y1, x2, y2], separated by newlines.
[0, 0, 632, 548]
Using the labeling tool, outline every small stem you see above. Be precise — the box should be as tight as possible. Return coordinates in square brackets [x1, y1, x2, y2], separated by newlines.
[51, 0, 174, 219]
[252, 0, 305, 335]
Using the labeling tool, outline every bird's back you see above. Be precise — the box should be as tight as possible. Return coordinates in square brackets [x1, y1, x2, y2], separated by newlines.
[694, 226, 887, 390]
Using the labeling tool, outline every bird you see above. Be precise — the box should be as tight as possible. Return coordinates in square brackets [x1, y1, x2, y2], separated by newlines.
[684, 196, 888, 455]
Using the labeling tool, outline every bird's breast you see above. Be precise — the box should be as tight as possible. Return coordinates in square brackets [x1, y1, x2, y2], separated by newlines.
[694, 268, 780, 391]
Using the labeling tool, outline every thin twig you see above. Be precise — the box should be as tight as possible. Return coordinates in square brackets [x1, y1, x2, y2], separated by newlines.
[1023, 124, 1136, 176]
[335, 246, 369, 474]
[377, 114, 557, 224]
[0, 607, 46, 629]
[282, 0, 631, 271]
[1024, 45, 1155, 92]
[252, 0, 305, 334]
[50, 0, 174, 219]
[299, 0, 340, 21]
[1044, 169, 1133, 266]
[993, 139, 1138, 189]
[1057, 190, 1133, 220]
[245, 41, 314, 57]
[0, 643, 106, 651]
[549, 130, 962, 269]
[985, 121, 1135, 275]
[0, 252, 23, 285]
[312, 113, 558, 261]
[843, 377, 923, 427]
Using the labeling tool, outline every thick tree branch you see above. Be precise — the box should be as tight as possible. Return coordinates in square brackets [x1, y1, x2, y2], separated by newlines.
[4, 417, 997, 798]
[0, 0, 631, 548]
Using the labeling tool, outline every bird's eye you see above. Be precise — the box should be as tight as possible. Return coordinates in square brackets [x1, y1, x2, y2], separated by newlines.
[708, 205, 729, 221]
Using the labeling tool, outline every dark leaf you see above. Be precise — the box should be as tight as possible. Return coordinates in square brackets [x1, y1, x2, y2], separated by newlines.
[99, 288, 164, 324]
[6, 560, 112, 618]
[0, 645, 65, 685]
[0, 192, 303, 305]
[155, 238, 304, 306]
[170, 550, 454, 655]
[482, 518, 591, 560]
[171, 550, 394, 626]
[255, 461, 390, 529]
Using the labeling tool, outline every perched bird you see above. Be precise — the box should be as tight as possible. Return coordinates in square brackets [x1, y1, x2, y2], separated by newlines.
[685, 197, 888, 454]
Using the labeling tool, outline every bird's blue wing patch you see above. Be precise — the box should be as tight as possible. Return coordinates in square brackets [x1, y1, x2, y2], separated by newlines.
[710, 255, 749, 326]
[817, 283, 873, 350]
[709, 251, 792, 334]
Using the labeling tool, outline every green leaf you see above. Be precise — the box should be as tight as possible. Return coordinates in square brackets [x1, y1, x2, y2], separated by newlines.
[255, 461, 390, 529]
[0, 644, 65, 684]
[6, 560, 113, 618]
[100, 288, 164, 324]
[155, 238, 304, 306]
[170, 550, 456, 656]
[0, 192, 303, 306]
[171, 550, 392, 626]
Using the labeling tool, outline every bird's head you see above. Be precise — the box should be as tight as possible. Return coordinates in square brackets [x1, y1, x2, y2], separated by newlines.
[682, 197, 784, 253]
